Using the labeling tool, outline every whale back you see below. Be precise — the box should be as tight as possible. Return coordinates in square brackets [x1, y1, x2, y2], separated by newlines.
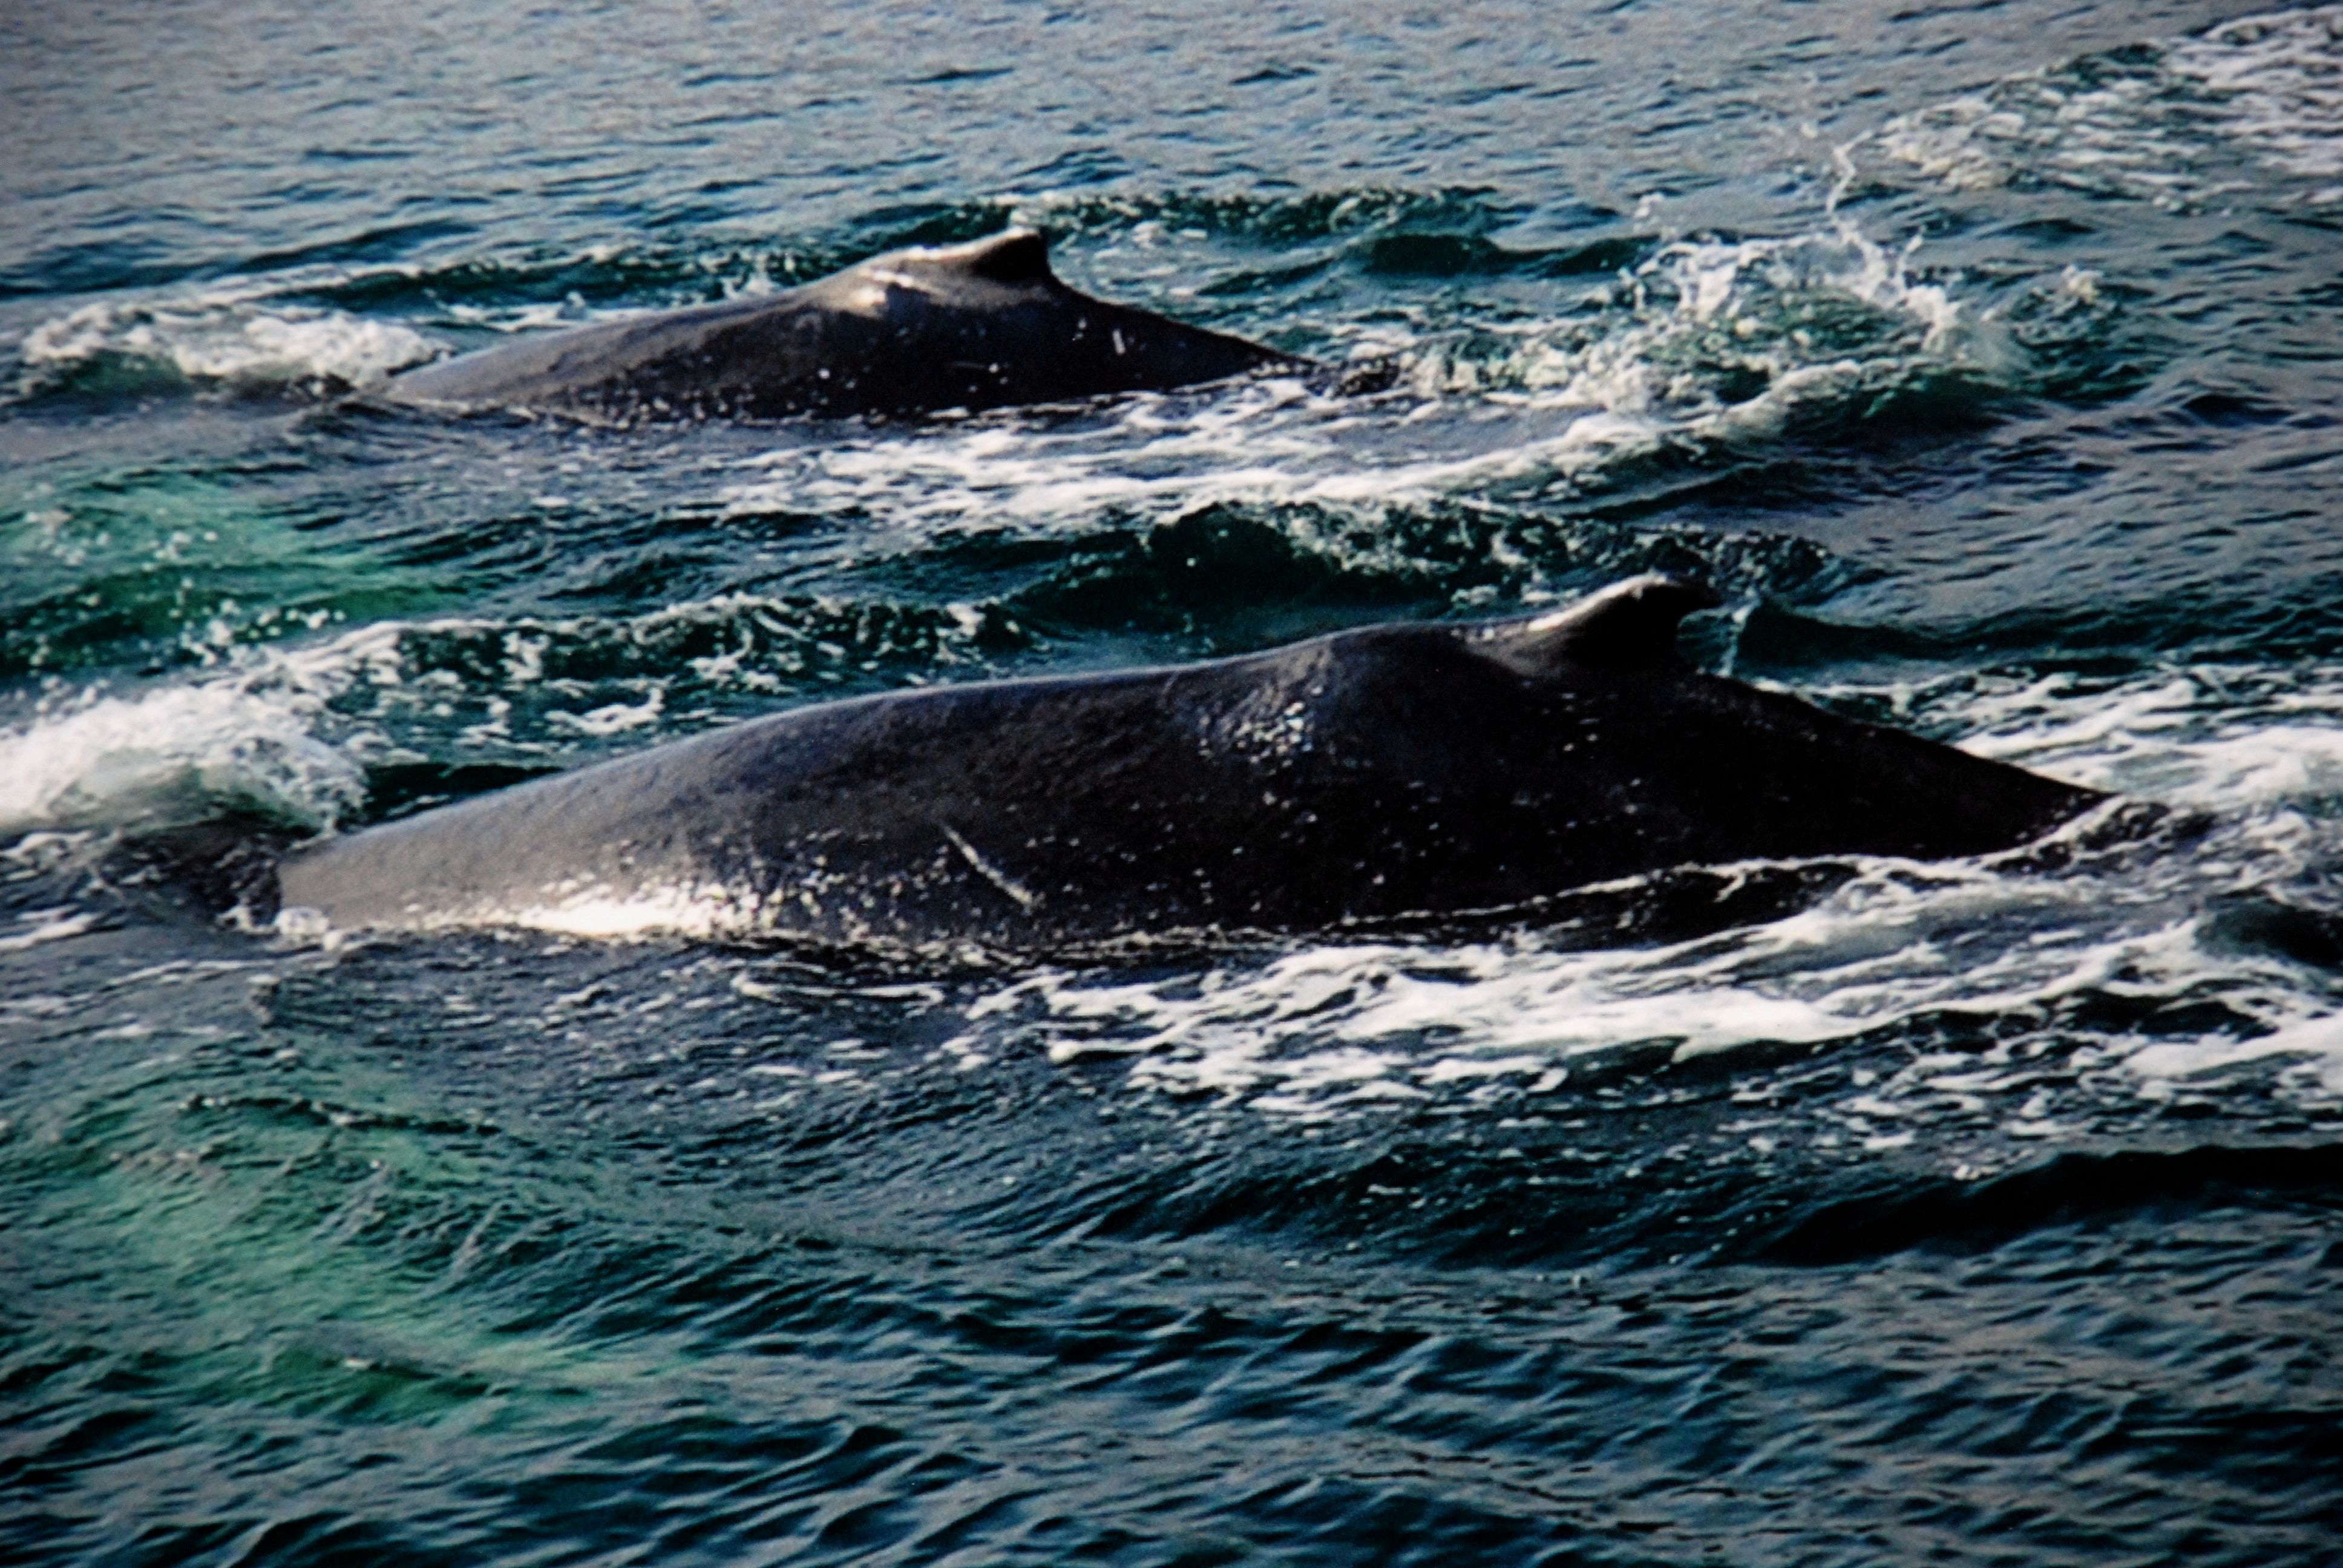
[381, 228, 1300, 421]
[274, 577, 2104, 946]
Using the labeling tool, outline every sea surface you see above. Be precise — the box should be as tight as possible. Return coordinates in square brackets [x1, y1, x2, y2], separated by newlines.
[5, 2, 2342, 1563]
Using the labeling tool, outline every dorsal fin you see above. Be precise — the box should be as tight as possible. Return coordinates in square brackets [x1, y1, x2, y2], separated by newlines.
[935, 227, 1055, 285]
[1473, 574, 1722, 675]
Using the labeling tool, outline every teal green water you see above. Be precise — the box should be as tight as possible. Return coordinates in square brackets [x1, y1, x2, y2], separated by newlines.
[4, 2, 2342, 1563]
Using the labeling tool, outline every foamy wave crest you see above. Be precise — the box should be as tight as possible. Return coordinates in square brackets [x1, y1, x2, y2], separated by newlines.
[0, 585, 1013, 841]
[1875, 4, 2343, 207]
[17, 292, 439, 397]
[2168, 6, 2343, 184]
[0, 654, 372, 835]
[1871, 659, 2343, 809]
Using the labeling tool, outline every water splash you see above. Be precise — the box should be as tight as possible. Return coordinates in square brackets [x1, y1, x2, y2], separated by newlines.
[16, 292, 437, 399]
[0, 652, 370, 834]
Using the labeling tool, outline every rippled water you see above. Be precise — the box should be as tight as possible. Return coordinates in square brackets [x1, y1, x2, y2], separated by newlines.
[5, 2, 2342, 1563]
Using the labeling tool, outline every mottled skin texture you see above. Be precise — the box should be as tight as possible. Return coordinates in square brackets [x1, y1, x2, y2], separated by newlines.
[381, 228, 1304, 421]
[275, 577, 2105, 947]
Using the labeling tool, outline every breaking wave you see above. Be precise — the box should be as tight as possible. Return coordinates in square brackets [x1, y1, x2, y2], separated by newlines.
[16, 293, 437, 400]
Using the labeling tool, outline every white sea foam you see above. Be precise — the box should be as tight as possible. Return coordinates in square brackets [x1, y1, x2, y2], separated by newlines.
[0, 659, 372, 834]
[0, 575, 1036, 852]
[2169, 7, 2343, 184]
[1932, 662, 2343, 809]
[17, 292, 437, 393]
[1876, 4, 2343, 207]
[0, 908, 104, 952]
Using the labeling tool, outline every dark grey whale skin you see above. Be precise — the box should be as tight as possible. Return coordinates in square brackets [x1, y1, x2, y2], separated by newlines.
[275, 577, 2105, 948]
[380, 228, 1305, 421]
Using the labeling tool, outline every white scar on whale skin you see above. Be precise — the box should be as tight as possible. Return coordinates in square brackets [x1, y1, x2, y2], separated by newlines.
[940, 823, 1042, 911]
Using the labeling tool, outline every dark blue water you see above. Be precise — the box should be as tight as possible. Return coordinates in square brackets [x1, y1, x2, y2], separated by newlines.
[5, 2, 2343, 1563]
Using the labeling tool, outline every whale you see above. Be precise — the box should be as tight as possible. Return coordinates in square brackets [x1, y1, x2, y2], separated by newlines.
[379, 228, 1308, 422]
[271, 577, 2106, 949]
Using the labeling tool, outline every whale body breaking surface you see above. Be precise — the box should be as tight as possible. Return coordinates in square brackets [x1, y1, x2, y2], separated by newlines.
[272, 577, 2105, 949]
[379, 227, 1306, 422]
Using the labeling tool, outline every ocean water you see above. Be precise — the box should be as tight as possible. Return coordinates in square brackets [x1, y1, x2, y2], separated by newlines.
[5, 1, 2342, 1562]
